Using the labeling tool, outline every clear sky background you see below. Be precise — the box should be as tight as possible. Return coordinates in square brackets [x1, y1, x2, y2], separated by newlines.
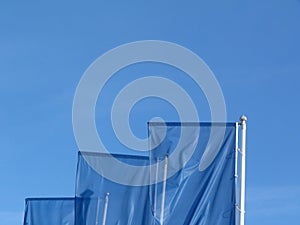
[1, 1, 300, 224]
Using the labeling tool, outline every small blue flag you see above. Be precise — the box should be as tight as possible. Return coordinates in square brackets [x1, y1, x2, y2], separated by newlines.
[23, 198, 74, 225]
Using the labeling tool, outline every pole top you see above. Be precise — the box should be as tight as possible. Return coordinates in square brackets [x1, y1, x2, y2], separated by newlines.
[240, 115, 247, 122]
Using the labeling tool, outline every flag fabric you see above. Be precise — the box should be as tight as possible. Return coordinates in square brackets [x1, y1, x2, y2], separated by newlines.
[23, 198, 74, 225]
[75, 152, 154, 225]
[148, 122, 236, 225]
[75, 122, 236, 225]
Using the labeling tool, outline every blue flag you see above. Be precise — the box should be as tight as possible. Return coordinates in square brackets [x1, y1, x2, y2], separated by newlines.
[148, 122, 236, 225]
[23, 198, 74, 225]
[75, 152, 153, 225]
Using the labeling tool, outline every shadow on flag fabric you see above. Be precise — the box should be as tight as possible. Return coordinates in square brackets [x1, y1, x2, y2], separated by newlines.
[23, 198, 74, 225]
[149, 122, 236, 225]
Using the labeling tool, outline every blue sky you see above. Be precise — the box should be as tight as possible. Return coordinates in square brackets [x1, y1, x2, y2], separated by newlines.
[1, 0, 300, 224]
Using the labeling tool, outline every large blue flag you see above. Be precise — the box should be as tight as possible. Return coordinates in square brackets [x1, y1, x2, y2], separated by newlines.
[76, 122, 236, 225]
[148, 122, 236, 225]
[23, 198, 74, 225]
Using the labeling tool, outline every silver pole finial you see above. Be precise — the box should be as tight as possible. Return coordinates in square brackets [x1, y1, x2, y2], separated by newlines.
[240, 115, 247, 123]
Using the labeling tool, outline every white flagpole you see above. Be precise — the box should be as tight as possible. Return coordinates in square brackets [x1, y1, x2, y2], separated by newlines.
[160, 155, 168, 225]
[102, 193, 109, 225]
[154, 157, 160, 218]
[95, 197, 101, 225]
[239, 115, 247, 225]
[235, 122, 239, 225]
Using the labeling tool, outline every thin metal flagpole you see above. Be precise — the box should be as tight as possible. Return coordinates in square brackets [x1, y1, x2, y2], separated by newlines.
[235, 122, 239, 225]
[239, 115, 247, 225]
[153, 157, 160, 218]
[160, 155, 168, 225]
[102, 193, 109, 225]
[95, 197, 101, 225]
